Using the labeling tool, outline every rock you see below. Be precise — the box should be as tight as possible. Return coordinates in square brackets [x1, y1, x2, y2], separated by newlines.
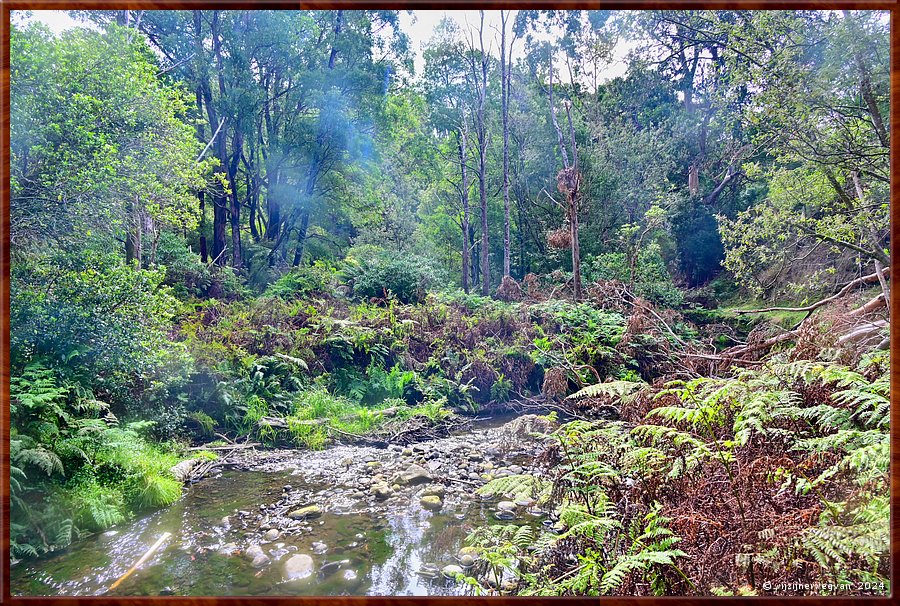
[420, 485, 446, 498]
[467, 472, 481, 480]
[245, 545, 265, 561]
[442, 564, 464, 579]
[459, 554, 476, 567]
[497, 501, 516, 511]
[366, 461, 382, 470]
[319, 560, 343, 575]
[251, 553, 270, 568]
[340, 457, 353, 467]
[457, 546, 479, 560]
[420, 495, 443, 510]
[342, 569, 358, 582]
[284, 554, 315, 580]
[264, 529, 280, 541]
[220, 516, 230, 526]
[480, 462, 494, 471]
[312, 541, 328, 555]
[402, 448, 413, 456]
[282, 485, 292, 492]
[397, 464, 432, 486]
[370, 483, 393, 500]
[415, 564, 441, 579]
[159, 587, 175, 596]
[288, 505, 322, 519]
[495, 509, 516, 521]
[515, 498, 535, 508]
[508, 465, 524, 475]
[499, 414, 557, 438]
[217, 542, 239, 556]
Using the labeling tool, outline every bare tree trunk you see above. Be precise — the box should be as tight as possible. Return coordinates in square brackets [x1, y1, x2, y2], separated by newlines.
[475, 13, 490, 295]
[458, 125, 471, 293]
[548, 60, 583, 301]
[228, 129, 243, 268]
[500, 11, 512, 277]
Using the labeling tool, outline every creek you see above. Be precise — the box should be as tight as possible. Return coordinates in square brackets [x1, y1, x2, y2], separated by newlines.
[11, 414, 555, 597]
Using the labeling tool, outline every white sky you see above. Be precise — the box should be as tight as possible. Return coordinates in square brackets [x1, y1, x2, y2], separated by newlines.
[17, 10, 630, 83]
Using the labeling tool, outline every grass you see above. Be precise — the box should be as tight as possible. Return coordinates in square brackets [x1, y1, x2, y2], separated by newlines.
[271, 388, 452, 450]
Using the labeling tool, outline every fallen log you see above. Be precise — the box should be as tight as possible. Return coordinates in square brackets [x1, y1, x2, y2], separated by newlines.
[837, 319, 888, 345]
[847, 294, 886, 317]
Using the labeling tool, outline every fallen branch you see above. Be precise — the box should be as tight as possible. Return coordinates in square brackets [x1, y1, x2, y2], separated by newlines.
[735, 269, 889, 315]
[188, 442, 261, 451]
[108, 532, 172, 593]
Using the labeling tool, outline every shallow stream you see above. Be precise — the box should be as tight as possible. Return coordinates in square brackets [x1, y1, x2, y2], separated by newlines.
[12, 415, 552, 597]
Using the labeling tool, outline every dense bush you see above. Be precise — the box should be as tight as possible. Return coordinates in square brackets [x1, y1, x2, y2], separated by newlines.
[156, 232, 247, 301]
[264, 261, 336, 299]
[339, 246, 445, 304]
[585, 245, 684, 308]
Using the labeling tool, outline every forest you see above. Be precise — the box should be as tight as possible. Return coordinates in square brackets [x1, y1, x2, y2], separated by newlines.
[8, 9, 890, 597]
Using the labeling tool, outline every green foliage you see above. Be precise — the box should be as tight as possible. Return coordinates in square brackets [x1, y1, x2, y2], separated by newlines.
[340, 247, 444, 304]
[585, 245, 684, 307]
[265, 262, 336, 299]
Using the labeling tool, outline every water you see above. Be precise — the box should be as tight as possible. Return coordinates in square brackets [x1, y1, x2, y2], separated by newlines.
[11, 416, 550, 597]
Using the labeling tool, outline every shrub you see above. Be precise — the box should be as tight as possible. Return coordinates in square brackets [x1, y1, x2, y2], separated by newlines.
[340, 247, 444, 304]
[265, 261, 336, 300]
[585, 245, 683, 308]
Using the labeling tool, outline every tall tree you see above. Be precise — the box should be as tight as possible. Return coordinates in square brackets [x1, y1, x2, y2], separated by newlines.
[467, 12, 491, 295]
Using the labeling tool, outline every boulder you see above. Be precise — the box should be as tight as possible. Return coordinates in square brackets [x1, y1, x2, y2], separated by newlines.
[396, 464, 432, 486]
[442, 564, 464, 579]
[288, 505, 322, 519]
[370, 483, 393, 500]
[284, 554, 315, 580]
[420, 485, 446, 498]
[420, 495, 443, 510]
[264, 529, 280, 541]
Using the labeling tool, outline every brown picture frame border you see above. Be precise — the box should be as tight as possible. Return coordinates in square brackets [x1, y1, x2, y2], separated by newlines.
[0, 1, 897, 603]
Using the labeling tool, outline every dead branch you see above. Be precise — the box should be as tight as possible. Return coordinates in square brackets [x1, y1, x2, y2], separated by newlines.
[734, 269, 890, 315]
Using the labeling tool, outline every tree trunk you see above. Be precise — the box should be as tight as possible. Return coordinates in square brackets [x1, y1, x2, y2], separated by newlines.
[500, 12, 512, 277]
[569, 194, 582, 301]
[476, 13, 490, 296]
[198, 191, 208, 263]
[197, 11, 228, 267]
[125, 200, 141, 266]
[228, 129, 243, 268]
[458, 127, 471, 293]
